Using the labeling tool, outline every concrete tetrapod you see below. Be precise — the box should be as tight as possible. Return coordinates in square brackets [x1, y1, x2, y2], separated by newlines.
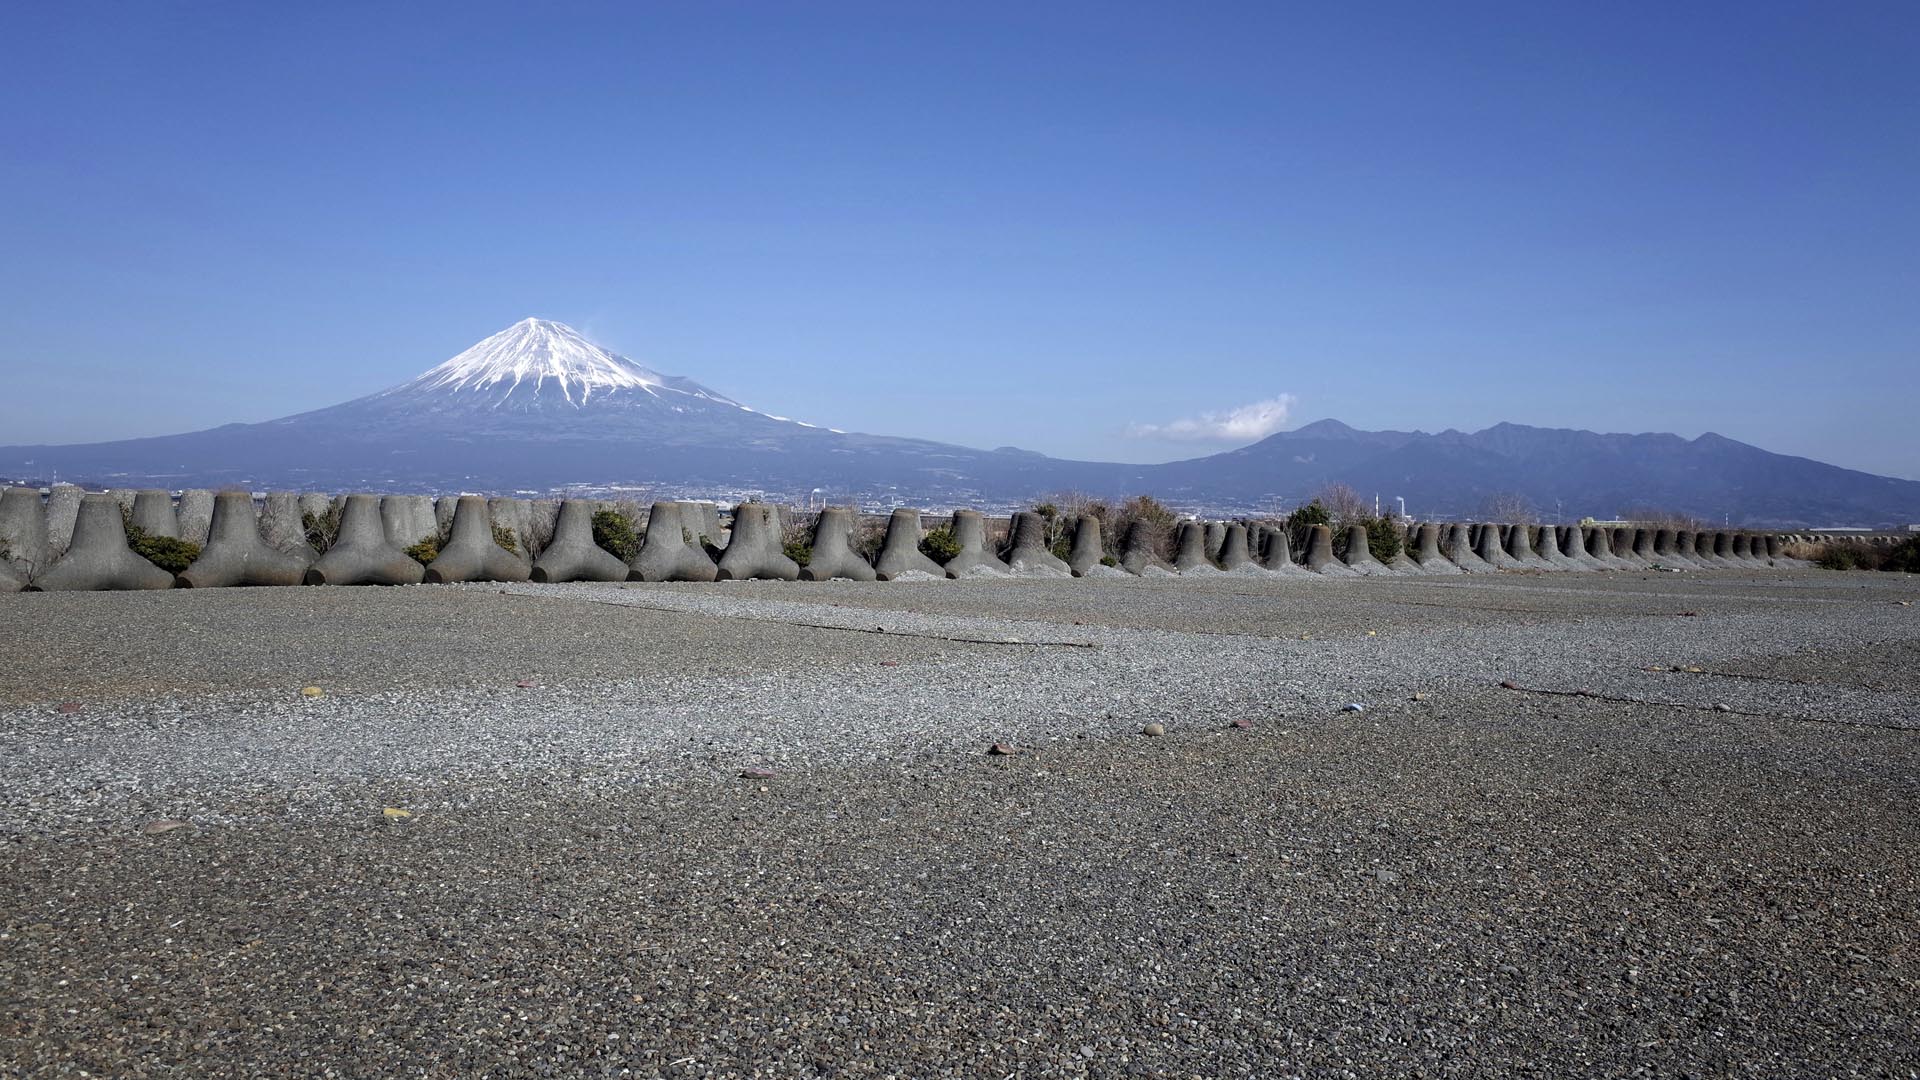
[1652, 529, 1695, 569]
[716, 503, 800, 581]
[531, 499, 630, 583]
[1443, 523, 1495, 572]
[1608, 528, 1645, 567]
[260, 492, 317, 560]
[1004, 510, 1070, 576]
[305, 495, 427, 586]
[872, 509, 946, 580]
[1558, 526, 1604, 570]
[1503, 524, 1556, 571]
[1409, 523, 1462, 574]
[1730, 533, 1761, 567]
[34, 494, 177, 591]
[1257, 526, 1313, 577]
[1631, 528, 1660, 565]
[1214, 523, 1264, 574]
[382, 495, 438, 549]
[1068, 514, 1126, 578]
[1120, 520, 1175, 576]
[529, 500, 561, 557]
[800, 506, 878, 581]
[942, 510, 1010, 577]
[45, 484, 83, 557]
[433, 496, 457, 539]
[677, 502, 722, 550]
[489, 498, 538, 561]
[1382, 524, 1425, 574]
[1473, 523, 1517, 570]
[1339, 523, 1395, 576]
[423, 496, 531, 584]
[177, 490, 214, 546]
[629, 502, 718, 583]
[1534, 524, 1586, 571]
[130, 489, 179, 539]
[1201, 522, 1226, 564]
[178, 492, 311, 588]
[1675, 530, 1708, 567]
[1303, 524, 1358, 576]
[1705, 531, 1739, 568]
[1, 486, 51, 581]
[1583, 527, 1625, 569]
[1172, 522, 1221, 575]
[298, 493, 334, 527]
[0, 559, 21, 592]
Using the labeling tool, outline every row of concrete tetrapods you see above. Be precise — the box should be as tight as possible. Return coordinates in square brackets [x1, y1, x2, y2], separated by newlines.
[0, 485, 1806, 592]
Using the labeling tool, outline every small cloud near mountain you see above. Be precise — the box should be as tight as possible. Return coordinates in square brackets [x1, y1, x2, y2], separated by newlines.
[1130, 395, 1298, 441]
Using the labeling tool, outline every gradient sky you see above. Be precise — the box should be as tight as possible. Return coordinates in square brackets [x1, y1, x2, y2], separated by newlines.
[2, 3, 1915, 478]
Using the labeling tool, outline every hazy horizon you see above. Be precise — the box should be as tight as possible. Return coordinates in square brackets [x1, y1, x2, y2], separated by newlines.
[2, 5, 1915, 479]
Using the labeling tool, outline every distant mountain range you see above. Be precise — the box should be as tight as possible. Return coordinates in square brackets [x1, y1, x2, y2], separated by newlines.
[4, 318, 1915, 527]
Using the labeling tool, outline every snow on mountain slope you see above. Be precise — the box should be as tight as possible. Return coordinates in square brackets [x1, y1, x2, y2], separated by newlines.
[380, 318, 748, 412]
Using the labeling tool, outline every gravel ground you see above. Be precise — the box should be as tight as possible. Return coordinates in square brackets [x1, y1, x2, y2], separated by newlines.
[2, 569, 1917, 1077]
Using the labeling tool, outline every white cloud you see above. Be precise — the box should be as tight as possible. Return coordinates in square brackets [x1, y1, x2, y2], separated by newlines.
[1130, 394, 1297, 442]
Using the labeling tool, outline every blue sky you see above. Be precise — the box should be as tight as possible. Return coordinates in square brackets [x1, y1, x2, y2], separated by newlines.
[2, 3, 1915, 478]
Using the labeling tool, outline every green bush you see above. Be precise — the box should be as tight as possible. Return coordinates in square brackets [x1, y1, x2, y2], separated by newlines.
[1817, 542, 1876, 571]
[920, 526, 961, 563]
[1050, 538, 1072, 562]
[125, 526, 200, 574]
[783, 540, 812, 566]
[1363, 515, 1404, 562]
[1286, 500, 1331, 557]
[1100, 554, 1118, 567]
[491, 523, 518, 555]
[404, 538, 440, 565]
[591, 509, 640, 561]
[1885, 536, 1920, 573]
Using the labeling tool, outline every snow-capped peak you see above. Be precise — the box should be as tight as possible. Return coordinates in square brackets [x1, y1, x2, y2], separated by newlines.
[402, 318, 706, 407]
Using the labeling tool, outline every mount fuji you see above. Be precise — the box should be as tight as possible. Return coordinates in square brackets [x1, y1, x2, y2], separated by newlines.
[3, 318, 1916, 525]
[0, 319, 1124, 498]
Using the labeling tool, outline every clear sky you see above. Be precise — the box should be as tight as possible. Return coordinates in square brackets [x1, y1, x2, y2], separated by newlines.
[2, 3, 1915, 478]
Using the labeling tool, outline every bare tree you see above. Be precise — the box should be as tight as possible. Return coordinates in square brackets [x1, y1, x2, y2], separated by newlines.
[1311, 483, 1370, 527]
[1108, 494, 1177, 558]
[1476, 491, 1536, 523]
[1620, 506, 1707, 531]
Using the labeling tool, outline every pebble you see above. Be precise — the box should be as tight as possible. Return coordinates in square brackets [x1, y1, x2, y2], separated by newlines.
[1141, 722, 1165, 737]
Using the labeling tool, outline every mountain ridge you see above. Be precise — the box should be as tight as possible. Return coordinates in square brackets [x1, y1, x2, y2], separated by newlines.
[2, 320, 1915, 527]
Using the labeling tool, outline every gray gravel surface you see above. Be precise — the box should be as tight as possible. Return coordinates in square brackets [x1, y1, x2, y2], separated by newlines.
[2, 569, 1917, 1077]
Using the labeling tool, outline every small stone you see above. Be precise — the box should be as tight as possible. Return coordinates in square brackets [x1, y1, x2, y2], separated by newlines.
[1713, 703, 1731, 712]
[1684, 666, 1704, 674]
[1340, 703, 1366, 713]
[1499, 680, 1520, 690]
[740, 768, 776, 780]
[986, 743, 1015, 756]
[1230, 719, 1252, 729]
[1374, 868, 1401, 884]
[141, 819, 189, 835]
[300, 686, 324, 698]
[514, 679, 538, 689]
[381, 807, 412, 818]
[1365, 630, 1377, 637]
[1141, 722, 1165, 737]
[56, 702, 82, 714]
[1412, 692, 1427, 702]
